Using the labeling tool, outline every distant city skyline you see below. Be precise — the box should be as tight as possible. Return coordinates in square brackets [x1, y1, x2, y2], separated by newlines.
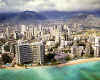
[0, 0, 100, 12]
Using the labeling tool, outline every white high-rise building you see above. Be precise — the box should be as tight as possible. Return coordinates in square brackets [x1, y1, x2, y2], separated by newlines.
[60, 39, 65, 49]
[26, 27, 34, 40]
[1, 45, 5, 53]
[31, 42, 45, 64]
[5, 27, 10, 39]
[67, 26, 71, 35]
[0, 33, 5, 39]
[94, 37, 100, 57]
[21, 25, 26, 35]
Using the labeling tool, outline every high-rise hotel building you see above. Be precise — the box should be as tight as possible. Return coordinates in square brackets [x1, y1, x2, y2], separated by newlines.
[94, 37, 100, 57]
[16, 41, 45, 65]
[31, 42, 45, 64]
[16, 43, 33, 64]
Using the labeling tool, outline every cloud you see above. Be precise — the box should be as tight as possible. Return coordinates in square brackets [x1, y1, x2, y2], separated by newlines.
[0, 0, 100, 12]
[0, 0, 6, 7]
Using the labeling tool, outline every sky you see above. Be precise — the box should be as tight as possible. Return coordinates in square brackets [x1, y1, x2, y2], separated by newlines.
[0, 0, 100, 12]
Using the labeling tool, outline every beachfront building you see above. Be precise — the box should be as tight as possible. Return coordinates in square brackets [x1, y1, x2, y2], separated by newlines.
[94, 37, 100, 57]
[16, 43, 33, 64]
[71, 44, 85, 57]
[31, 42, 45, 64]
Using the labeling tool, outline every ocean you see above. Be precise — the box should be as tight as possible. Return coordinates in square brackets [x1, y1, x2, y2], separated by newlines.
[0, 61, 100, 80]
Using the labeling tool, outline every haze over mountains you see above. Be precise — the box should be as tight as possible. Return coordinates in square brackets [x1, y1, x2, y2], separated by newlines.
[67, 14, 100, 27]
[40, 10, 100, 19]
[0, 11, 47, 24]
[0, 10, 100, 26]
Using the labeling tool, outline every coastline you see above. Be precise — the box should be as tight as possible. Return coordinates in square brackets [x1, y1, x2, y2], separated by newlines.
[1, 57, 100, 69]
[58, 57, 100, 67]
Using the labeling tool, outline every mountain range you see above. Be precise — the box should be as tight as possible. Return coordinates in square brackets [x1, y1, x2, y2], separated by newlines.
[66, 14, 100, 27]
[40, 10, 100, 20]
[0, 10, 100, 25]
[0, 11, 47, 24]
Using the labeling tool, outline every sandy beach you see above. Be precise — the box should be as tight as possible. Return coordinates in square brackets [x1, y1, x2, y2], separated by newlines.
[1, 57, 100, 69]
[58, 57, 100, 67]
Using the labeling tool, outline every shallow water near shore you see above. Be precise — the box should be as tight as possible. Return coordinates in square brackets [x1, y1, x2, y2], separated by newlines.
[0, 61, 100, 80]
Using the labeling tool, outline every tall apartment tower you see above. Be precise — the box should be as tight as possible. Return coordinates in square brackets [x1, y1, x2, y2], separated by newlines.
[31, 42, 45, 64]
[21, 25, 26, 35]
[94, 37, 100, 57]
[25, 27, 34, 40]
[16, 44, 33, 64]
[5, 27, 10, 39]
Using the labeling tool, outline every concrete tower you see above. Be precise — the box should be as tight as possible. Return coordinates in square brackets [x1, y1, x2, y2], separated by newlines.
[94, 37, 100, 57]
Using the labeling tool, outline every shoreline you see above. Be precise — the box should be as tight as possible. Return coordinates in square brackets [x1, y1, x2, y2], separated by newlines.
[1, 57, 100, 69]
[58, 57, 100, 67]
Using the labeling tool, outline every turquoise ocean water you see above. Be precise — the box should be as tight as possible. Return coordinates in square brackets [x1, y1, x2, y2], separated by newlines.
[0, 61, 100, 80]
